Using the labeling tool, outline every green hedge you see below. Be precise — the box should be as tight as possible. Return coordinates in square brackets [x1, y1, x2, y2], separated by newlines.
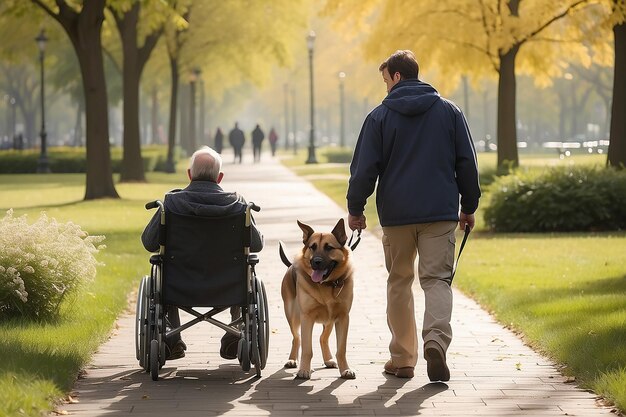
[484, 166, 626, 232]
[0, 146, 174, 174]
[323, 147, 353, 163]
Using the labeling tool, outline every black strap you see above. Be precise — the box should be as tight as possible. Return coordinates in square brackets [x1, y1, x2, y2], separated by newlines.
[347, 229, 362, 251]
[450, 224, 471, 282]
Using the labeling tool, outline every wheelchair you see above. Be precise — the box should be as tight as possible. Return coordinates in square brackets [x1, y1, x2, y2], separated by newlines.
[135, 199, 269, 381]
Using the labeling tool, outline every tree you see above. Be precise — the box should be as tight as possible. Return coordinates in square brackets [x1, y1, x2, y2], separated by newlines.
[31, 0, 119, 199]
[110, 1, 165, 182]
[607, 0, 626, 168]
[0, 64, 38, 147]
[163, 4, 189, 172]
[324, 0, 599, 169]
[155, 0, 307, 171]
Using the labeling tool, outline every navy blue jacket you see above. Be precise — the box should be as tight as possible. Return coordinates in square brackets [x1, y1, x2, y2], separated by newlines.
[347, 79, 480, 227]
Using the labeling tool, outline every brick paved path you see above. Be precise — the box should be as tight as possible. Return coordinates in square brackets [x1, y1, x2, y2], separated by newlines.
[55, 152, 615, 416]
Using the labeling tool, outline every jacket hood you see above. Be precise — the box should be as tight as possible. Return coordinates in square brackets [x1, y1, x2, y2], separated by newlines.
[382, 80, 440, 116]
[168, 181, 244, 217]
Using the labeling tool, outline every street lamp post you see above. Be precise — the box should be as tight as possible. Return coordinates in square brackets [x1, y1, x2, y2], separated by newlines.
[195, 68, 204, 146]
[189, 70, 198, 154]
[10, 96, 17, 149]
[284, 83, 290, 151]
[291, 88, 297, 155]
[338, 71, 346, 148]
[305, 30, 317, 164]
[36, 29, 50, 173]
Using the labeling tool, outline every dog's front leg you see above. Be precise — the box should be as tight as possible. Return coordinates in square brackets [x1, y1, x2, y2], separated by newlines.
[284, 302, 300, 368]
[296, 316, 315, 379]
[320, 323, 337, 368]
[335, 315, 356, 379]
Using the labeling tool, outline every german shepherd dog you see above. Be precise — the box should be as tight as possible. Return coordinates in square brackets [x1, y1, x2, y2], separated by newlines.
[279, 219, 356, 379]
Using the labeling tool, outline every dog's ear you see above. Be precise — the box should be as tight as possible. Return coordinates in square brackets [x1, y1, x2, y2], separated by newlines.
[297, 220, 315, 244]
[331, 218, 348, 247]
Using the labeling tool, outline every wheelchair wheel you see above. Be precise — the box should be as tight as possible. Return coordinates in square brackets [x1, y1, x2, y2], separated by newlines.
[150, 339, 160, 381]
[138, 276, 153, 371]
[256, 279, 269, 370]
[135, 276, 146, 364]
[251, 316, 261, 377]
[238, 337, 250, 372]
[250, 277, 268, 377]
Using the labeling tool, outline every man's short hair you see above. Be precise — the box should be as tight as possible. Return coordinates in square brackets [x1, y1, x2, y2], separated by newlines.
[379, 50, 419, 80]
[189, 146, 222, 181]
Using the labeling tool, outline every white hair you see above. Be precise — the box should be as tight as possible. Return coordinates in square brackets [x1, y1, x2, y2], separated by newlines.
[189, 146, 222, 181]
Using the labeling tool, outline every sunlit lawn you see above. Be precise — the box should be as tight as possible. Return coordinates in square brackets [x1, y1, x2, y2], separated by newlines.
[280, 148, 626, 412]
[0, 166, 189, 416]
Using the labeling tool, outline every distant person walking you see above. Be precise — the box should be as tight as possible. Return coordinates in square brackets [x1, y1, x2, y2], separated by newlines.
[346, 50, 481, 382]
[214, 127, 224, 154]
[251, 124, 265, 162]
[268, 127, 278, 157]
[228, 122, 245, 164]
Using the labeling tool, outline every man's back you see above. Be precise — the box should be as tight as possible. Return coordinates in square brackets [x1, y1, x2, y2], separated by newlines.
[348, 79, 480, 227]
[229, 128, 245, 147]
[142, 181, 262, 253]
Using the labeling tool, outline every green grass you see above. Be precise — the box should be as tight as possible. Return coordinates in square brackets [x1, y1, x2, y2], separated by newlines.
[0, 149, 621, 414]
[279, 149, 626, 413]
[0, 166, 189, 416]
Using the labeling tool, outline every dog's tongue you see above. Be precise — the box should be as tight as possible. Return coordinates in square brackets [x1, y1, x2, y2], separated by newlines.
[311, 269, 327, 283]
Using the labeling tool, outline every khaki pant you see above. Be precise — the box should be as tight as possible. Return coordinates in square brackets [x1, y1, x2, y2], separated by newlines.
[382, 221, 457, 368]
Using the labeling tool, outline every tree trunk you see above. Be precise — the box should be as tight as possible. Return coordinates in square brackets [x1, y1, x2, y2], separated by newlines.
[558, 88, 567, 140]
[496, 45, 520, 169]
[151, 86, 160, 144]
[74, 96, 84, 146]
[24, 109, 36, 149]
[608, 21, 626, 168]
[116, 3, 145, 182]
[189, 79, 196, 153]
[78, 38, 118, 198]
[179, 84, 190, 155]
[165, 56, 179, 173]
[33, 0, 118, 199]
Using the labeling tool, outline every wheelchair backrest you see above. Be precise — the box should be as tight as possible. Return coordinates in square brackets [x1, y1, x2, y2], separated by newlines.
[162, 210, 249, 307]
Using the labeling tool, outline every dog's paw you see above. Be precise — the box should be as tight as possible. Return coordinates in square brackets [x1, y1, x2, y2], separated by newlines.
[295, 369, 312, 379]
[341, 369, 356, 379]
[284, 360, 298, 368]
[324, 360, 338, 368]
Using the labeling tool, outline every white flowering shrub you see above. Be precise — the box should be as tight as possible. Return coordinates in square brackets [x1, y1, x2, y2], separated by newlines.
[0, 210, 105, 320]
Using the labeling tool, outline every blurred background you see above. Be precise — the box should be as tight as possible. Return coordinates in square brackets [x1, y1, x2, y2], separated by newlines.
[0, 0, 623, 178]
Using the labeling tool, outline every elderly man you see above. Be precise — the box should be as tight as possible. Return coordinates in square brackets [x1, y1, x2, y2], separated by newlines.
[142, 146, 263, 360]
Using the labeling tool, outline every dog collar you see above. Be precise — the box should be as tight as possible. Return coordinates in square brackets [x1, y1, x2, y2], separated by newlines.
[321, 278, 345, 288]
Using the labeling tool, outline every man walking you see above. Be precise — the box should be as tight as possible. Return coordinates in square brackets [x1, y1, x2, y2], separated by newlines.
[229, 122, 245, 164]
[251, 124, 265, 162]
[346, 50, 480, 381]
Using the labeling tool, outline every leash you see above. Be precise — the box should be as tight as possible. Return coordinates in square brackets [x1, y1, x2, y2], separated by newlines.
[450, 224, 471, 282]
[347, 229, 361, 251]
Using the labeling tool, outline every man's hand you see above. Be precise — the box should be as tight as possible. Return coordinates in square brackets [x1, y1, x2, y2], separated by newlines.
[348, 214, 367, 231]
[459, 212, 475, 231]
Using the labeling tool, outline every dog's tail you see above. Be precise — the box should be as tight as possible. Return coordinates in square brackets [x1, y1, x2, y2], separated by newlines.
[278, 241, 292, 267]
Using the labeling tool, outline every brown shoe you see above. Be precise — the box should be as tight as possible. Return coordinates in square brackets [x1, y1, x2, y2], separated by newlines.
[384, 360, 414, 378]
[424, 341, 450, 382]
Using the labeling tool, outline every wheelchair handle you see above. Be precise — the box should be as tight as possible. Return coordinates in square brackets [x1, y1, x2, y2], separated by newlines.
[250, 203, 260, 212]
[145, 200, 163, 210]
